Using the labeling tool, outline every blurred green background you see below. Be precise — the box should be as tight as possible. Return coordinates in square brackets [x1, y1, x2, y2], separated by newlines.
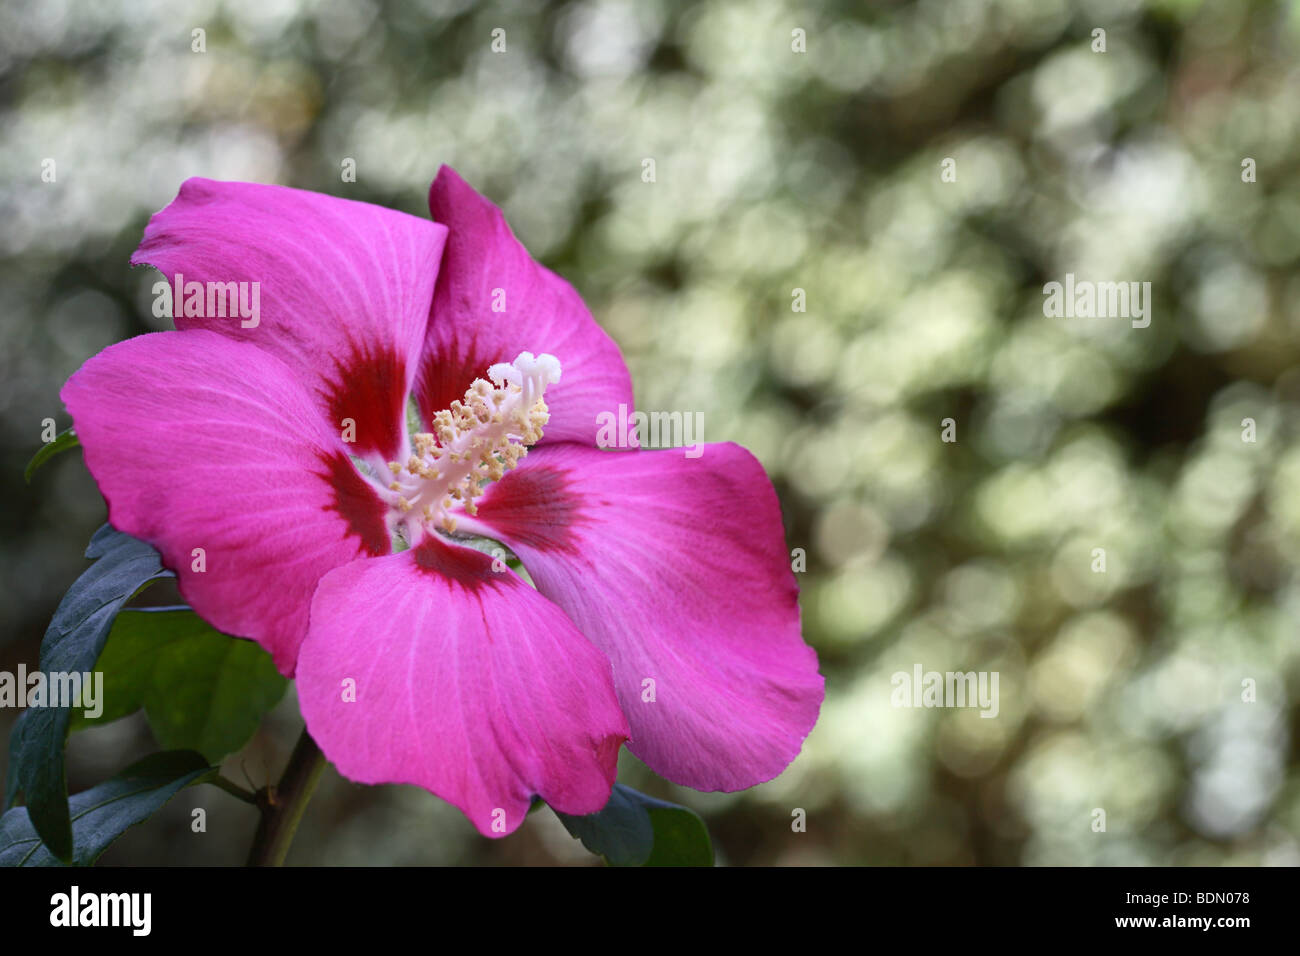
[2, 0, 1299, 865]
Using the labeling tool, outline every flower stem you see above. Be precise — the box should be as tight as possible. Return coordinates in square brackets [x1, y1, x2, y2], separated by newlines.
[245, 727, 327, 866]
[211, 775, 259, 805]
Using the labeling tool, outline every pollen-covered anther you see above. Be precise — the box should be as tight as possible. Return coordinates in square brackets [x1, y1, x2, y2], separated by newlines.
[389, 351, 562, 536]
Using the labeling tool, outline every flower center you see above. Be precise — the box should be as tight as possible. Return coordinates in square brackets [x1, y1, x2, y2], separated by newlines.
[385, 351, 561, 537]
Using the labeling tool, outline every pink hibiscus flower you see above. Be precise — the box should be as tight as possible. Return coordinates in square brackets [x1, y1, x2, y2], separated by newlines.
[60, 167, 824, 837]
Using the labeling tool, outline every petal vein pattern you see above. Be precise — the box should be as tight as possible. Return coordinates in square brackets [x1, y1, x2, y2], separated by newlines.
[131, 177, 447, 463]
[296, 538, 629, 837]
[418, 166, 633, 449]
[61, 330, 392, 675]
[461, 442, 825, 792]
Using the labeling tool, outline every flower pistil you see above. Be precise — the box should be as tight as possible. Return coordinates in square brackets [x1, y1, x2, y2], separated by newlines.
[386, 351, 561, 535]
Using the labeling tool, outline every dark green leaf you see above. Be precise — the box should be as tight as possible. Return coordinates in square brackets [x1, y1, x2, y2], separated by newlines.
[556, 785, 654, 865]
[0, 751, 215, 866]
[555, 784, 714, 866]
[643, 806, 714, 866]
[23, 427, 79, 483]
[70, 608, 287, 762]
[3, 525, 173, 860]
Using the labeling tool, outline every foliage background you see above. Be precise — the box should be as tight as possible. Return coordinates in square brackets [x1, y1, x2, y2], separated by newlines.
[2, 0, 1299, 865]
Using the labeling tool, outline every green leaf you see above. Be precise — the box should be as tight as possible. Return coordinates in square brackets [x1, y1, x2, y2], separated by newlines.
[555, 784, 714, 867]
[643, 806, 714, 866]
[3, 525, 173, 861]
[556, 785, 653, 864]
[70, 608, 288, 762]
[23, 427, 79, 483]
[0, 751, 216, 866]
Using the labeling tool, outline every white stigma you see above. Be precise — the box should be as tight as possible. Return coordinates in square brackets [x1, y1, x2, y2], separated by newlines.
[386, 351, 561, 535]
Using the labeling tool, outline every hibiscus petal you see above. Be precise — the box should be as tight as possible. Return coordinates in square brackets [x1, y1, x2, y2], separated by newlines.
[295, 537, 629, 837]
[458, 443, 824, 792]
[131, 178, 448, 462]
[418, 166, 633, 446]
[61, 330, 392, 675]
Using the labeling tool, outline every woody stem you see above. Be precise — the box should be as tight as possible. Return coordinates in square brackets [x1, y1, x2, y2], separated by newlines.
[245, 727, 327, 866]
